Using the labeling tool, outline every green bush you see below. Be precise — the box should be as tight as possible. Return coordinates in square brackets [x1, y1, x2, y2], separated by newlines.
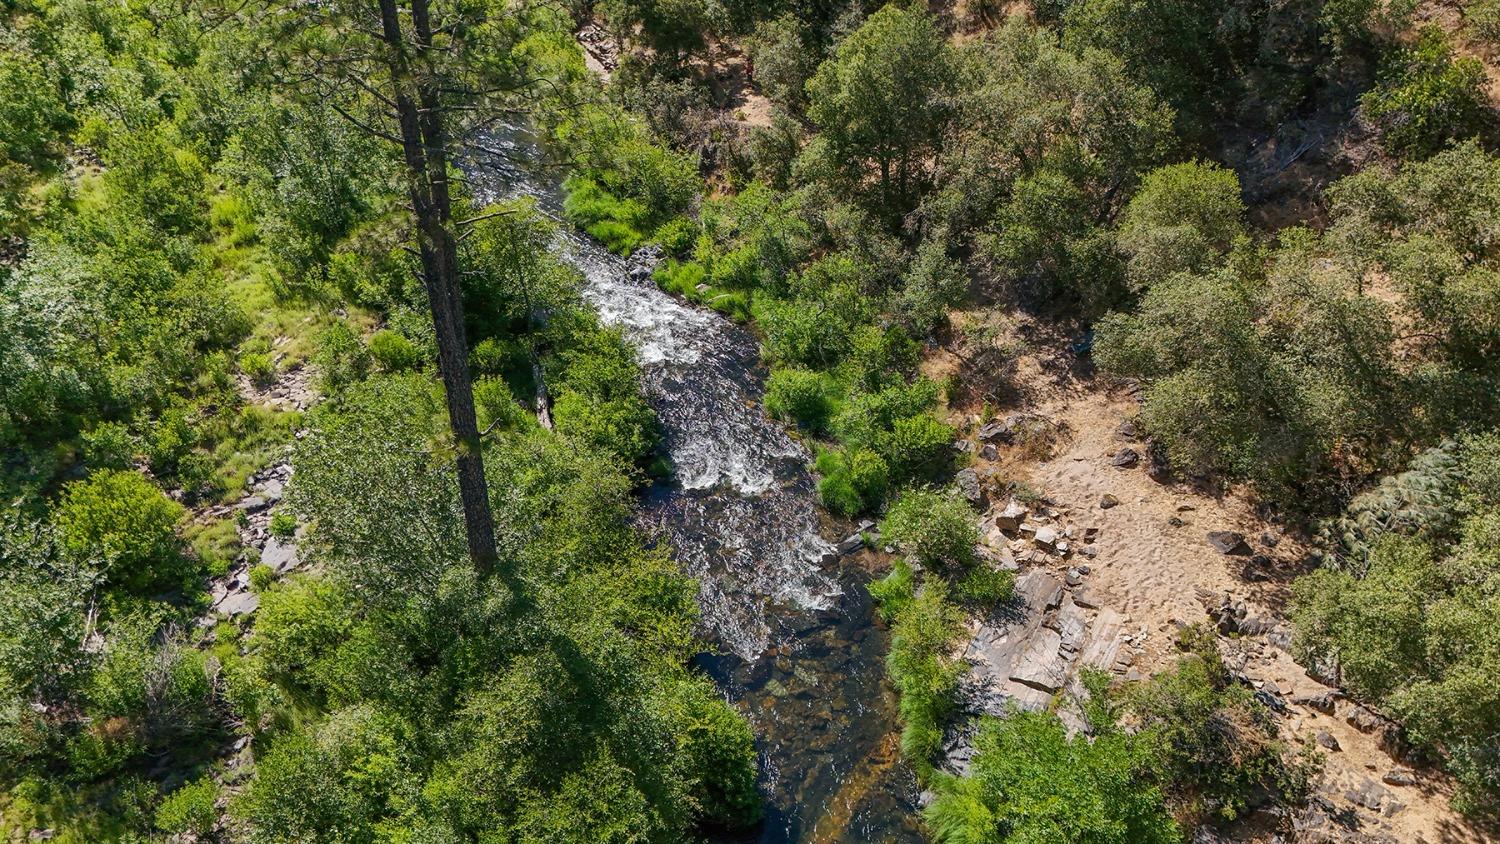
[249, 563, 276, 592]
[654, 259, 707, 298]
[1468, 0, 1500, 44]
[867, 559, 916, 622]
[1362, 26, 1487, 157]
[704, 290, 752, 323]
[269, 512, 297, 539]
[651, 218, 697, 256]
[925, 708, 1180, 844]
[884, 580, 964, 764]
[815, 448, 890, 516]
[817, 472, 863, 517]
[587, 219, 644, 254]
[368, 329, 422, 372]
[564, 175, 648, 254]
[764, 369, 839, 433]
[954, 565, 1015, 607]
[1126, 634, 1316, 823]
[253, 578, 353, 697]
[156, 776, 218, 836]
[314, 321, 372, 393]
[1117, 161, 1247, 290]
[55, 470, 187, 593]
[81, 422, 137, 470]
[880, 413, 954, 480]
[880, 487, 978, 574]
[240, 351, 276, 387]
[661, 678, 763, 829]
[896, 238, 969, 333]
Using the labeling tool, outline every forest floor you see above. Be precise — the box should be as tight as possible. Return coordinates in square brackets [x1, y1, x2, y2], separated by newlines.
[931, 309, 1488, 844]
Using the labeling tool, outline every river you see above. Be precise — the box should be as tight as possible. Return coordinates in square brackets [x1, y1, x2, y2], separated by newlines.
[465, 133, 924, 843]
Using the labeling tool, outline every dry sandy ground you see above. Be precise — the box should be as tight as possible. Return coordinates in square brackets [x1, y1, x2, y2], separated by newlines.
[937, 311, 1490, 844]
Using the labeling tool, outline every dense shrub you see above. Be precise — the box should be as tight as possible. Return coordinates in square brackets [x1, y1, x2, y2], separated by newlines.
[313, 321, 372, 393]
[1362, 26, 1487, 157]
[1117, 161, 1247, 290]
[880, 487, 978, 574]
[155, 776, 218, 836]
[925, 705, 1180, 844]
[563, 175, 649, 254]
[814, 447, 890, 516]
[764, 369, 839, 432]
[749, 14, 819, 108]
[55, 470, 187, 594]
[882, 578, 964, 763]
[1293, 435, 1500, 819]
[368, 329, 422, 372]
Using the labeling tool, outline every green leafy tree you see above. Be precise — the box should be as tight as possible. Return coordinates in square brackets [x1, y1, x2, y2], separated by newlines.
[750, 13, 820, 109]
[1362, 26, 1487, 158]
[1293, 439, 1500, 818]
[1062, 0, 1237, 136]
[1117, 161, 1247, 290]
[942, 17, 1173, 307]
[0, 48, 67, 163]
[805, 2, 955, 216]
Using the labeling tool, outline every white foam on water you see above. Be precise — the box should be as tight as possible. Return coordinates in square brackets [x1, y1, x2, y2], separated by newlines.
[466, 132, 841, 659]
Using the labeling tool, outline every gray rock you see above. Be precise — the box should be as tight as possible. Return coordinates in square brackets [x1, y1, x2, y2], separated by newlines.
[1382, 768, 1416, 787]
[976, 421, 1006, 442]
[1033, 526, 1059, 550]
[237, 496, 268, 513]
[260, 537, 300, 574]
[1052, 600, 1087, 653]
[1316, 730, 1341, 751]
[980, 443, 998, 461]
[1206, 530, 1251, 555]
[836, 533, 865, 555]
[1346, 704, 1387, 734]
[218, 591, 260, 617]
[1111, 448, 1140, 469]
[956, 468, 983, 504]
[993, 500, 1027, 531]
[1099, 493, 1120, 509]
[1345, 780, 1386, 811]
[1293, 690, 1339, 715]
[1115, 419, 1140, 441]
[1009, 628, 1066, 692]
[1016, 570, 1064, 613]
[1140, 443, 1170, 482]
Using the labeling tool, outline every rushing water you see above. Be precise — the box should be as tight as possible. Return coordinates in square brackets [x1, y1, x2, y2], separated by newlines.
[466, 133, 924, 843]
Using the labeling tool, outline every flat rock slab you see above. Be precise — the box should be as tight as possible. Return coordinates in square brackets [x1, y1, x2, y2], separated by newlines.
[1207, 530, 1251, 555]
[993, 500, 1027, 531]
[1015, 570, 1063, 613]
[1051, 599, 1088, 653]
[217, 591, 260, 617]
[1079, 608, 1128, 673]
[261, 538, 300, 573]
[1009, 628, 1066, 692]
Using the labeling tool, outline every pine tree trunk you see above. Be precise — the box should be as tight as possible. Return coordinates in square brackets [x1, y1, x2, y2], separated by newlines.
[376, 0, 499, 576]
